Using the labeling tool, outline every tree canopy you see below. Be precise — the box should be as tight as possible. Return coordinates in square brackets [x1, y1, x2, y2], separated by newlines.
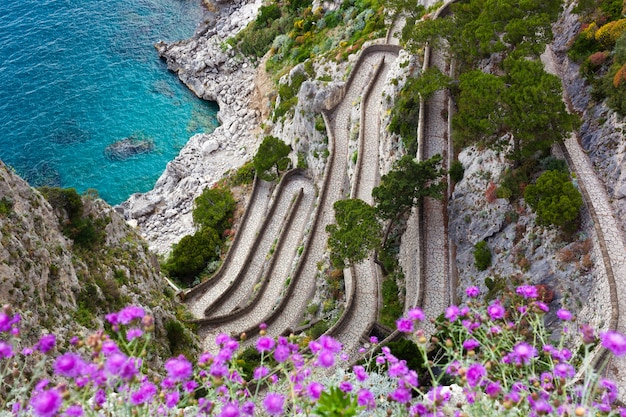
[524, 170, 583, 227]
[373, 154, 446, 222]
[163, 227, 221, 285]
[452, 58, 578, 160]
[253, 136, 291, 182]
[192, 186, 236, 236]
[326, 199, 382, 269]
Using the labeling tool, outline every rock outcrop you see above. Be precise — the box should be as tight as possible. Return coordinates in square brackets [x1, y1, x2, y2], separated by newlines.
[118, 0, 265, 255]
[104, 135, 155, 160]
[0, 161, 194, 359]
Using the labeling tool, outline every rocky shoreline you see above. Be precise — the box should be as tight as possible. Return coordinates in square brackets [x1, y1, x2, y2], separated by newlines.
[117, 0, 264, 255]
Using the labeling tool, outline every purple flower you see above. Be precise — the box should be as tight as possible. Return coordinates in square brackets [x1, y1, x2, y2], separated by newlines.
[64, 405, 83, 417]
[0, 340, 13, 359]
[407, 308, 425, 321]
[242, 401, 255, 416]
[165, 391, 180, 408]
[339, 381, 353, 392]
[390, 387, 411, 403]
[535, 301, 549, 312]
[256, 336, 275, 353]
[388, 361, 408, 378]
[601, 331, 626, 356]
[466, 286, 480, 298]
[353, 365, 368, 382]
[30, 389, 63, 417]
[253, 366, 269, 380]
[101, 340, 119, 356]
[220, 403, 240, 417]
[54, 353, 84, 378]
[117, 306, 145, 325]
[580, 324, 595, 344]
[0, 311, 19, 333]
[556, 309, 572, 321]
[357, 389, 375, 409]
[427, 386, 451, 404]
[183, 380, 197, 393]
[466, 363, 486, 387]
[319, 335, 342, 353]
[273, 344, 290, 363]
[263, 393, 284, 416]
[131, 381, 157, 406]
[516, 285, 538, 299]
[396, 317, 414, 333]
[94, 390, 106, 407]
[369, 336, 378, 344]
[37, 334, 56, 353]
[463, 339, 480, 351]
[0, 312, 11, 332]
[510, 342, 537, 365]
[165, 355, 193, 382]
[126, 327, 143, 341]
[485, 381, 501, 398]
[553, 363, 575, 379]
[105, 352, 128, 376]
[445, 305, 460, 322]
[315, 349, 335, 368]
[307, 382, 323, 401]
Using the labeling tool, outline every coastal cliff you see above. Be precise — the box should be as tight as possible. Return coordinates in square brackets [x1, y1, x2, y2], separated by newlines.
[117, 0, 265, 255]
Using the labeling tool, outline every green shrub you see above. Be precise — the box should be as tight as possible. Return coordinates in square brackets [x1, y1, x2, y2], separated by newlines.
[473, 240, 492, 271]
[231, 161, 255, 186]
[0, 197, 13, 216]
[308, 320, 331, 340]
[164, 319, 196, 358]
[38, 187, 105, 248]
[524, 170, 583, 227]
[387, 339, 427, 373]
[163, 227, 221, 285]
[540, 156, 569, 174]
[381, 276, 403, 328]
[449, 160, 465, 183]
[255, 4, 281, 27]
[192, 187, 236, 235]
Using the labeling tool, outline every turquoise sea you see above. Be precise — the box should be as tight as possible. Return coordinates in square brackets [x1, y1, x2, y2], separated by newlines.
[0, 0, 219, 205]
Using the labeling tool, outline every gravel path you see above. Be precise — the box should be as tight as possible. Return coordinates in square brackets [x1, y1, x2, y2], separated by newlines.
[198, 176, 316, 353]
[420, 47, 450, 333]
[542, 47, 626, 401]
[185, 180, 272, 318]
[332, 51, 399, 359]
[246, 52, 385, 347]
[205, 175, 314, 318]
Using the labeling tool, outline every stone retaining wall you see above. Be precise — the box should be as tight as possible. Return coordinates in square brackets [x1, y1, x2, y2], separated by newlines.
[183, 175, 264, 300]
[192, 188, 305, 326]
[201, 168, 306, 317]
[328, 55, 388, 342]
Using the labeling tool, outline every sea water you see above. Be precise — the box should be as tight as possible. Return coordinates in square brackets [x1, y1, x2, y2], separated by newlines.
[0, 0, 219, 205]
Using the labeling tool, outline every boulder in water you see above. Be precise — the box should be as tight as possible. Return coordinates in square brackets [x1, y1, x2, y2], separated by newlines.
[105, 134, 155, 161]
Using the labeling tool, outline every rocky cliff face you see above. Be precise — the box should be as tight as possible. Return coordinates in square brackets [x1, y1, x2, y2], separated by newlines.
[0, 161, 195, 358]
[448, 147, 603, 328]
[550, 2, 626, 239]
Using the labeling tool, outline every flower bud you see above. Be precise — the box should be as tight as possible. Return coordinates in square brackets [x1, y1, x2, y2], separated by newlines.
[240, 332, 247, 341]
[575, 406, 586, 416]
